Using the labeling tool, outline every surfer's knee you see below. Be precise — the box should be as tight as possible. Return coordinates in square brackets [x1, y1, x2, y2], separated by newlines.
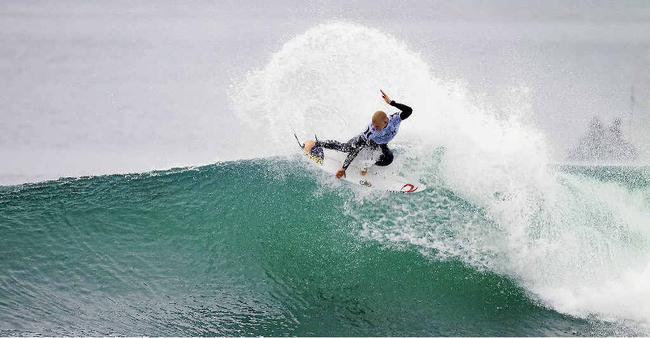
[384, 151, 394, 164]
[375, 151, 393, 166]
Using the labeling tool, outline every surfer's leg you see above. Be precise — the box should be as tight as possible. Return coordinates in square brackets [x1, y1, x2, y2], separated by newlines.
[316, 135, 367, 170]
[374, 144, 394, 166]
[316, 139, 357, 153]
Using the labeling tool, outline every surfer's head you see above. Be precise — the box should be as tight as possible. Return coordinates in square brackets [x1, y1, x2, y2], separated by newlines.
[372, 111, 389, 131]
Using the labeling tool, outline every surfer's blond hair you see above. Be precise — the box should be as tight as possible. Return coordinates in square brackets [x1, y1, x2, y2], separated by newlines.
[372, 111, 388, 123]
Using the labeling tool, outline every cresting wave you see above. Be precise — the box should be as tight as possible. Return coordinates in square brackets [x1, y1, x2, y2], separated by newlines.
[231, 22, 650, 329]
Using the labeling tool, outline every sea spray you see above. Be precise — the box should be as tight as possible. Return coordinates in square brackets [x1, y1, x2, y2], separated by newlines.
[231, 22, 650, 329]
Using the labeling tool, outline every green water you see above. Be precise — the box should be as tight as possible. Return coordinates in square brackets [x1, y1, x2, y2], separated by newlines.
[0, 159, 646, 335]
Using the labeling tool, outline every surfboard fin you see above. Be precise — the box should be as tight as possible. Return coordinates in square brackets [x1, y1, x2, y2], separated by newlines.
[293, 132, 304, 149]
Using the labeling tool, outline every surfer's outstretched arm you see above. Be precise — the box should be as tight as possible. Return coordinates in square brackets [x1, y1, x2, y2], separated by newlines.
[381, 89, 413, 120]
[390, 101, 413, 120]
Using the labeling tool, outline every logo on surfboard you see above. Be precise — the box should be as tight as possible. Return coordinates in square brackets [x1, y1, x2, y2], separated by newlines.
[401, 183, 418, 193]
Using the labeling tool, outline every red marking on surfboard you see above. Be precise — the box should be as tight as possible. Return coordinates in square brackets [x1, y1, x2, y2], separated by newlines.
[401, 183, 418, 193]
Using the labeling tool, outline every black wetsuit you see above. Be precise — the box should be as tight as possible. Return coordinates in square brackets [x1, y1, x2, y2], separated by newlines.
[314, 100, 413, 170]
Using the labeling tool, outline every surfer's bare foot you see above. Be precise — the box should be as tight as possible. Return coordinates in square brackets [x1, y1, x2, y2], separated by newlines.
[360, 168, 368, 176]
[304, 140, 315, 154]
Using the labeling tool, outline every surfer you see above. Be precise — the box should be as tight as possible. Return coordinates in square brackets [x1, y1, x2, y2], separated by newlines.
[304, 90, 413, 179]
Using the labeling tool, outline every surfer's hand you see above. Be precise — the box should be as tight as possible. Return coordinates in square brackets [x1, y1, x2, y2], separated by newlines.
[336, 169, 346, 179]
[380, 89, 391, 104]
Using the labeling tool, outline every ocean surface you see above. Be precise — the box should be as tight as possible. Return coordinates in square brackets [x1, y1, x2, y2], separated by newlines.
[1, 161, 649, 336]
[2, 1, 650, 336]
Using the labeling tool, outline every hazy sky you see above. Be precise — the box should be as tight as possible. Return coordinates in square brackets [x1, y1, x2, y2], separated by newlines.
[1, 0, 649, 184]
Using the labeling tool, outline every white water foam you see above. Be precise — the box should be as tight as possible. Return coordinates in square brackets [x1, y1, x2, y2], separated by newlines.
[231, 22, 650, 330]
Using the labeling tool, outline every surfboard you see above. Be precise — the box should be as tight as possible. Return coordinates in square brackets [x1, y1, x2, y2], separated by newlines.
[294, 133, 426, 193]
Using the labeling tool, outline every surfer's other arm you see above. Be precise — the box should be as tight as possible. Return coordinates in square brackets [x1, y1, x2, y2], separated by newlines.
[338, 145, 364, 178]
[334, 148, 362, 179]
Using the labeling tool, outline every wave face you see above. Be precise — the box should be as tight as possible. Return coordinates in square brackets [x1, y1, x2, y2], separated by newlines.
[0, 160, 647, 336]
[231, 22, 650, 332]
